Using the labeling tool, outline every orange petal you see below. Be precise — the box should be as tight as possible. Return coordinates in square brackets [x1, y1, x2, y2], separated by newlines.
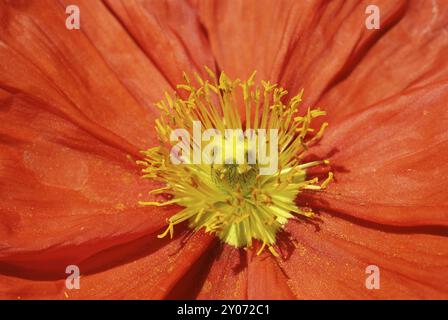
[59, 0, 171, 111]
[247, 250, 296, 299]
[193, 0, 406, 104]
[0, 230, 215, 299]
[104, 0, 216, 87]
[280, 0, 408, 106]
[0, 0, 170, 152]
[305, 81, 448, 226]
[197, 245, 248, 299]
[319, 0, 448, 123]
[0, 95, 178, 273]
[196, 245, 296, 300]
[281, 213, 448, 299]
[192, 0, 320, 81]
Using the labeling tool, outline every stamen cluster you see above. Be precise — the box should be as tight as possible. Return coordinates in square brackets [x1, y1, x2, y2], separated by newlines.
[138, 69, 332, 254]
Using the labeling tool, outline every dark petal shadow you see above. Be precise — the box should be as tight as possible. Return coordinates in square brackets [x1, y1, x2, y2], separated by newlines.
[165, 239, 221, 300]
[0, 223, 189, 281]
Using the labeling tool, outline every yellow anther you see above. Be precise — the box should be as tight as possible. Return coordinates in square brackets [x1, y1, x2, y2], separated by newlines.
[321, 172, 334, 189]
[138, 199, 179, 207]
[157, 223, 174, 239]
[268, 246, 280, 257]
[257, 242, 267, 256]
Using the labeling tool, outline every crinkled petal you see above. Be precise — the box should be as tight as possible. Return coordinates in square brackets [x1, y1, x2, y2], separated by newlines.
[319, 0, 448, 122]
[306, 81, 448, 226]
[193, 0, 407, 107]
[103, 0, 216, 87]
[247, 250, 296, 299]
[281, 214, 448, 299]
[0, 97, 179, 273]
[197, 245, 248, 299]
[0, 0, 173, 152]
[0, 230, 215, 299]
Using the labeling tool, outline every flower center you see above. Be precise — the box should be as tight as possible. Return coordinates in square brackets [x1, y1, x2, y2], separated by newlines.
[138, 68, 332, 255]
[212, 162, 258, 193]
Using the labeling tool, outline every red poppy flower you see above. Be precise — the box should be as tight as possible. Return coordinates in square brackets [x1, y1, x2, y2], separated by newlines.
[1, 0, 447, 300]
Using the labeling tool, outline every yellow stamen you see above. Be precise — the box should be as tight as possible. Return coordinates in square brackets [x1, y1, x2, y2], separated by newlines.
[138, 69, 332, 252]
[157, 223, 174, 239]
[257, 242, 267, 256]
